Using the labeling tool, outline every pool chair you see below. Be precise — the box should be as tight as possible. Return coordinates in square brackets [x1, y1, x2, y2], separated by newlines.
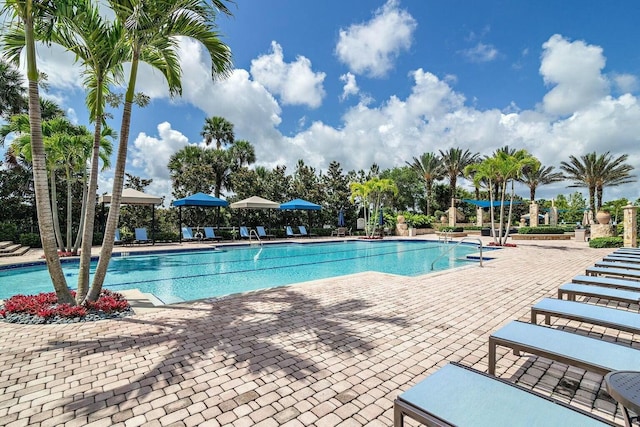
[285, 226, 301, 237]
[586, 265, 640, 280]
[572, 274, 640, 291]
[594, 260, 640, 271]
[114, 229, 123, 245]
[488, 320, 640, 377]
[203, 227, 222, 241]
[256, 226, 274, 240]
[558, 283, 640, 304]
[239, 226, 251, 239]
[331, 227, 347, 237]
[182, 227, 197, 242]
[394, 362, 614, 427]
[298, 225, 316, 237]
[134, 227, 151, 244]
[531, 297, 640, 335]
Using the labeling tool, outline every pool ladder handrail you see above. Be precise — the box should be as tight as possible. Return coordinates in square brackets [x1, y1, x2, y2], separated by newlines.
[431, 237, 483, 270]
[438, 229, 453, 243]
[249, 229, 263, 246]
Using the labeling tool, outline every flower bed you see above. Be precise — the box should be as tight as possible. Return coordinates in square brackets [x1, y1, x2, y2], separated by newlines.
[0, 289, 133, 324]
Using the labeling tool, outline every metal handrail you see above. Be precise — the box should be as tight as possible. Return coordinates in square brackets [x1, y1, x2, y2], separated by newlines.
[438, 230, 453, 243]
[249, 229, 263, 246]
[431, 237, 483, 270]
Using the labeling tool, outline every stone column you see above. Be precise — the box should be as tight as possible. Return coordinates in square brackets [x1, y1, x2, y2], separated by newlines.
[550, 207, 558, 226]
[476, 207, 484, 227]
[544, 213, 550, 225]
[623, 205, 637, 248]
[448, 206, 457, 227]
[529, 203, 539, 227]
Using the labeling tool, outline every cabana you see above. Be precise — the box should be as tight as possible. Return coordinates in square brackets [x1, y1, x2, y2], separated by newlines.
[279, 198, 321, 230]
[171, 192, 229, 243]
[99, 188, 162, 244]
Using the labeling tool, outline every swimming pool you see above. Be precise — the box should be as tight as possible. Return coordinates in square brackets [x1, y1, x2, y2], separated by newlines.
[0, 240, 487, 304]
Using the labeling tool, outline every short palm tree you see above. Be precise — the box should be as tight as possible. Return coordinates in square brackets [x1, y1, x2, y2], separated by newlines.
[406, 152, 443, 216]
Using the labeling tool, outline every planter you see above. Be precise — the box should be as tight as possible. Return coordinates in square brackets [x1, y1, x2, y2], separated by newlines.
[595, 211, 611, 225]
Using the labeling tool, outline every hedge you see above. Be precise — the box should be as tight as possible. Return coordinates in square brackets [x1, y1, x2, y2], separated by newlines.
[589, 237, 624, 248]
[518, 227, 566, 235]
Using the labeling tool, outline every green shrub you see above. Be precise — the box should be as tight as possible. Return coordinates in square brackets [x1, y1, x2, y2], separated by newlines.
[401, 212, 434, 228]
[440, 226, 463, 232]
[518, 227, 566, 235]
[92, 232, 104, 245]
[18, 233, 42, 248]
[589, 237, 623, 248]
[0, 222, 18, 241]
[154, 230, 179, 242]
[462, 226, 483, 231]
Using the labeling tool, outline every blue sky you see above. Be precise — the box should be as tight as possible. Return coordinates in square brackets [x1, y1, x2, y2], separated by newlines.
[6, 0, 640, 205]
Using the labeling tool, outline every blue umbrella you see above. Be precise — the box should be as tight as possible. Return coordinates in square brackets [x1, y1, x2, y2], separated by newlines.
[338, 208, 345, 226]
[379, 209, 384, 225]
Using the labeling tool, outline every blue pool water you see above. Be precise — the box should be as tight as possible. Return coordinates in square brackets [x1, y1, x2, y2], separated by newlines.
[0, 240, 487, 304]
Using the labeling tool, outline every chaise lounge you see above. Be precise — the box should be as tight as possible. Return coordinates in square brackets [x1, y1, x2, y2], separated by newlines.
[586, 265, 640, 280]
[203, 227, 222, 241]
[488, 320, 640, 376]
[531, 297, 640, 335]
[394, 362, 614, 426]
[134, 227, 151, 244]
[256, 226, 274, 240]
[558, 283, 640, 304]
[285, 226, 301, 237]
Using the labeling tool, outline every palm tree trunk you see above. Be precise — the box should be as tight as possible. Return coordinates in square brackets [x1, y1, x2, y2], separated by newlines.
[50, 171, 65, 252]
[86, 54, 139, 302]
[77, 110, 104, 302]
[26, 74, 72, 303]
[66, 171, 73, 251]
[72, 169, 88, 254]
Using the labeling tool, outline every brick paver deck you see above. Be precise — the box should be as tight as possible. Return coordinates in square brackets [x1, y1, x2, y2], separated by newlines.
[0, 237, 632, 426]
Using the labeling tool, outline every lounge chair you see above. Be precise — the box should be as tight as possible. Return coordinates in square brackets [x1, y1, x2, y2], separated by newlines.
[594, 260, 640, 271]
[488, 320, 640, 376]
[558, 283, 640, 304]
[331, 227, 347, 237]
[256, 226, 274, 240]
[285, 226, 301, 237]
[604, 255, 640, 263]
[572, 274, 640, 291]
[114, 229, 123, 245]
[134, 227, 151, 244]
[182, 227, 197, 242]
[531, 297, 640, 334]
[394, 362, 614, 427]
[203, 227, 222, 241]
[239, 226, 250, 239]
[586, 265, 640, 280]
[298, 225, 316, 237]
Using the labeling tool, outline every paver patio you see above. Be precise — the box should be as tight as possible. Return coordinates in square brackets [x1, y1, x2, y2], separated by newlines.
[0, 237, 633, 426]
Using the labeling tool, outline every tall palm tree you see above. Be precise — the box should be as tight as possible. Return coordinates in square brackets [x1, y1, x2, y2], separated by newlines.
[1, 0, 72, 303]
[560, 153, 598, 215]
[406, 152, 443, 215]
[88, 0, 233, 301]
[439, 147, 479, 208]
[201, 116, 234, 149]
[520, 164, 564, 202]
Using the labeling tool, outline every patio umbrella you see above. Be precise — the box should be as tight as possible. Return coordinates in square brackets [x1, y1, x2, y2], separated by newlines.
[230, 196, 280, 232]
[171, 192, 228, 243]
[280, 198, 321, 229]
[379, 209, 384, 226]
[338, 208, 345, 227]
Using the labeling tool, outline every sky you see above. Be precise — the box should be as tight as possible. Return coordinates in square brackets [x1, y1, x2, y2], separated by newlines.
[5, 0, 640, 207]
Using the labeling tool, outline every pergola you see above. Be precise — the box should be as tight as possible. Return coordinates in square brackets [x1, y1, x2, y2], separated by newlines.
[99, 188, 162, 244]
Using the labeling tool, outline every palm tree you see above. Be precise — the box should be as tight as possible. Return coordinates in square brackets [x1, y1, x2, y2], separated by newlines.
[349, 177, 398, 238]
[559, 152, 634, 215]
[406, 152, 443, 215]
[1, 0, 72, 303]
[520, 164, 564, 202]
[466, 149, 538, 245]
[88, 0, 233, 302]
[560, 153, 598, 215]
[0, 59, 27, 118]
[201, 116, 234, 149]
[439, 147, 479, 208]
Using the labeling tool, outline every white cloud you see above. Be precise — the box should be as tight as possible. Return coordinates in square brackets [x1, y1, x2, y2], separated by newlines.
[539, 34, 609, 116]
[250, 41, 326, 108]
[460, 43, 499, 63]
[335, 0, 417, 78]
[612, 73, 639, 93]
[339, 73, 359, 101]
